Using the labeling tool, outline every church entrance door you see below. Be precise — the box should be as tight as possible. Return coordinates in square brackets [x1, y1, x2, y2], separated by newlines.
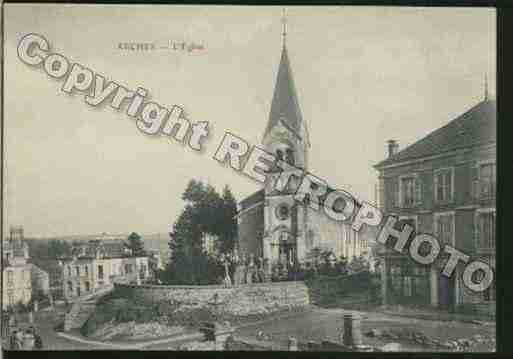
[278, 243, 297, 269]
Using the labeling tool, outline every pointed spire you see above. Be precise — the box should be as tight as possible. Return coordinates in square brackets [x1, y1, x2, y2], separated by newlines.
[484, 73, 489, 100]
[262, 15, 310, 147]
[281, 8, 287, 47]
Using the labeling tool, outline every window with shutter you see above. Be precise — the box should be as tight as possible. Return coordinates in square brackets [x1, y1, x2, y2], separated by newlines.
[479, 163, 496, 198]
[471, 165, 479, 199]
[401, 177, 415, 207]
[415, 176, 423, 205]
[434, 168, 453, 203]
[398, 174, 420, 208]
[476, 210, 495, 250]
[435, 213, 454, 246]
[393, 179, 400, 208]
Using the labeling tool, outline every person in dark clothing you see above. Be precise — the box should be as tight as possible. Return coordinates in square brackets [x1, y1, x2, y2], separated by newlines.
[29, 327, 43, 350]
[11, 329, 23, 350]
[9, 330, 18, 350]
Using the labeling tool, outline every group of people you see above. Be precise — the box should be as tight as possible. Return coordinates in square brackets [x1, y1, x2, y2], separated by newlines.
[9, 326, 43, 350]
[219, 250, 270, 286]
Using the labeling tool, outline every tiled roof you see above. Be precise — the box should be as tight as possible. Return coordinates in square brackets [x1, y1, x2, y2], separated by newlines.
[375, 99, 496, 168]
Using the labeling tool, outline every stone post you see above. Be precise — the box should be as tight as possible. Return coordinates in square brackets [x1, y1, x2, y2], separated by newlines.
[342, 313, 362, 348]
[262, 236, 273, 279]
[430, 265, 439, 307]
[28, 311, 34, 324]
[288, 337, 298, 351]
[381, 258, 388, 307]
[33, 300, 39, 313]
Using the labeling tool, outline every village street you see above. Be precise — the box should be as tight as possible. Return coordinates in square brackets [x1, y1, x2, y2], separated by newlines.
[232, 306, 496, 352]
[9, 304, 493, 351]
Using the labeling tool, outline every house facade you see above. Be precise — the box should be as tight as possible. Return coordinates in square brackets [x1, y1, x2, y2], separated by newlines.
[374, 97, 496, 314]
[2, 227, 32, 310]
[58, 239, 149, 301]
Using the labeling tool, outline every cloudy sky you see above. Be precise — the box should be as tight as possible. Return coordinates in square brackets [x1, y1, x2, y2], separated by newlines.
[3, 5, 495, 238]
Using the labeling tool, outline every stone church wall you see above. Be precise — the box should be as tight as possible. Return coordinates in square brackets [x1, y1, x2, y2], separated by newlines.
[237, 202, 265, 257]
[304, 208, 353, 259]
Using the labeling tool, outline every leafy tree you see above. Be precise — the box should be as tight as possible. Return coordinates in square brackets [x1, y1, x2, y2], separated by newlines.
[217, 185, 238, 254]
[48, 239, 72, 258]
[162, 180, 237, 285]
[164, 206, 218, 284]
[27, 239, 72, 260]
[127, 232, 146, 257]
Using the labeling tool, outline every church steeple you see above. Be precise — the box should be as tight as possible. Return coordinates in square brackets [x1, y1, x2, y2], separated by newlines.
[262, 13, 310, 150]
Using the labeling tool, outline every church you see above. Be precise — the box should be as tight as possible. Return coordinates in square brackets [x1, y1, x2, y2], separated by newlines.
[236, 24, 369, 271]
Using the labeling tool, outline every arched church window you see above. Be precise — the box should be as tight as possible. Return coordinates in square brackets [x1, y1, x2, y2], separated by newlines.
[286, 149, 295, 165]
[276, 149, 284, 161]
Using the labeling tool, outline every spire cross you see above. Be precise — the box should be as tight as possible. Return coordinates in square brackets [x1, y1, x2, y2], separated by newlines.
[281, 8, 287, 46]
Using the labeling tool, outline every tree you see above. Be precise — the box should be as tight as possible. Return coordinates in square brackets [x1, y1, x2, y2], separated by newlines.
[164, 206, 219, 285]
[27, 239, 72, 260]
[162, 180, 238, 285]
[127, 232, 145, 257]
[217, 185, 238, 254]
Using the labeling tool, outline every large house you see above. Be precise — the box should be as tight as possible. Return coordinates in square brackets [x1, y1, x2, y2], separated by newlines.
[236, 30, 369, 273]
[57, 238, 149, 301]
[374, 94, 496, 314]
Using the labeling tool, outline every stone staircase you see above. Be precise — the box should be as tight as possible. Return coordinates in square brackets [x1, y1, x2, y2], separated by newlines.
[64, 302, 97, 331]
[64, 285, 113, 331]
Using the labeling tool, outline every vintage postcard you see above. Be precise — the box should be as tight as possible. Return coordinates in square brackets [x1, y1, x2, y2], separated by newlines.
[1, 4, 496, 352]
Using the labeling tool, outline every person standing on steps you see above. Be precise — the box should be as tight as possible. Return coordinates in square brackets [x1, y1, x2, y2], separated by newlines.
[246, 254, 255, 284]
[232, 249, 242, 285]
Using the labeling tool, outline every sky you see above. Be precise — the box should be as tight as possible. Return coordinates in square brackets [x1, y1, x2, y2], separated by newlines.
[3, 5, 496, 238]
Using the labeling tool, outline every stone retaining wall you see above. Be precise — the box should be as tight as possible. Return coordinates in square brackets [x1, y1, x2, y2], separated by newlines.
[113, 281, 310, 316]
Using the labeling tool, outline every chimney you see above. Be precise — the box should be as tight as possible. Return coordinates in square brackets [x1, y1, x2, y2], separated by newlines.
[387, 140, 399, 158]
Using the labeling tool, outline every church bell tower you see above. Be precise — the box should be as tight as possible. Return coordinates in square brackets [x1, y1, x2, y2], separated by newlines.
[261, 12, 310, 269]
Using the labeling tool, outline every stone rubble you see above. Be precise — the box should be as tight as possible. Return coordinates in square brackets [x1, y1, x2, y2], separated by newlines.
[364, 328, 495, 351]
[90, 321, 186, 340]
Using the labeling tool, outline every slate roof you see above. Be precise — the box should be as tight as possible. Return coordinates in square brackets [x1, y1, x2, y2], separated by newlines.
[263, 45, 310, 145]
[71, 239, 129, 259]
[375, 99, 496, 169]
